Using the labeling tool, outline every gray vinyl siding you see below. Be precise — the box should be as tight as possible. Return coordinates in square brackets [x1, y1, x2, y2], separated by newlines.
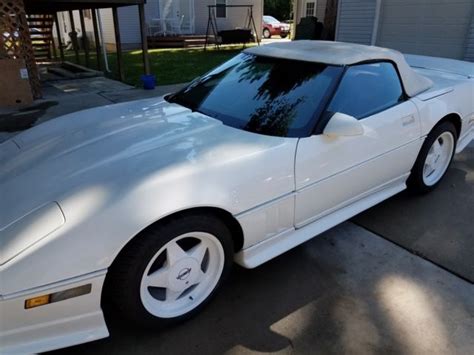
[95, 0, 262, 48]
[97, 9, 115, 45]
[145, 0, 160, 20]
[336, 0, 377, 45]
[56, 2, 162, 49]
[376, 0, 474, 60]
[464, 18, 474, 62]
[116, 6, 141, 46]
[336, 0, 474, 61]
[193, 0, 212, 34]
[99, 1, 159, 48]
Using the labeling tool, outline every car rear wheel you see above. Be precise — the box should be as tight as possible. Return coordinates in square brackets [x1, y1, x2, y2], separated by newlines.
[280, 33, 288, 38]
[407, 121, 457, 193]
[263, 28, 271, 38]
[105, 214, 234, 327]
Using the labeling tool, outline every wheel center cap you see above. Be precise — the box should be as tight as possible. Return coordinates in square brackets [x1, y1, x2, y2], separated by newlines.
[168, 258, 200, 292]
[177, 267, 192, 281]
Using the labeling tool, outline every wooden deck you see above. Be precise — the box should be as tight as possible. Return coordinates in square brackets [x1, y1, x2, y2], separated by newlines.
[147, 35, 217, 49]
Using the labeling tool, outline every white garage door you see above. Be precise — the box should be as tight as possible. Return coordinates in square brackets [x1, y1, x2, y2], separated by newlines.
[377, 0, 473, 59]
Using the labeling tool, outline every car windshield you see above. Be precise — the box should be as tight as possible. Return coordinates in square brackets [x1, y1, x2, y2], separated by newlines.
[264, 16, 280, 24]
[167, 53, 343, 137]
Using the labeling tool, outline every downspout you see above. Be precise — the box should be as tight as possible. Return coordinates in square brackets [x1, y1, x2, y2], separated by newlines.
[96, 9, 111, 72]
[371, 0, 382, 45]
[335, 0, 342, 41]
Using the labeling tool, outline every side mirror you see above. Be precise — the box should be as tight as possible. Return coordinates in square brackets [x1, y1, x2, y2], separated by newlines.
[323, 112, 364, 137]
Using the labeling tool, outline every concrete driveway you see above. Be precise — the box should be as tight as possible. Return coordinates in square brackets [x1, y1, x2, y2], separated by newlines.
[50, 223, 473, 354]
[46, 140, 473, 354]
[354, 145, 474, 283]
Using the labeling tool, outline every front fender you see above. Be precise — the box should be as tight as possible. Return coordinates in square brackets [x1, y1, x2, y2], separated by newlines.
[1, 136, 296, 295]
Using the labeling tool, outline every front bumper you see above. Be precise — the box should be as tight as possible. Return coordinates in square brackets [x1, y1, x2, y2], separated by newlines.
[0, 270, 109, 354]
[276, 27, 290, 35]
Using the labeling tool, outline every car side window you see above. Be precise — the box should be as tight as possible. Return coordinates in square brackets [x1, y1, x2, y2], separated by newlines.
[326, 62, 405, 120]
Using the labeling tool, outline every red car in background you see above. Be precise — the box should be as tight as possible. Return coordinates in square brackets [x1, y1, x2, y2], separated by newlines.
[262, 15, 290, 39]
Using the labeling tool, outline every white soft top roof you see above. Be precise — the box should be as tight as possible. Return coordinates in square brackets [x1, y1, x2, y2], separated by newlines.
[245, 41, 433, 97]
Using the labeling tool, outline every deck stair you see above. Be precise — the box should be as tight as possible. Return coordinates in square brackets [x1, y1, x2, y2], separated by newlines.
[26, 14, 55, 62]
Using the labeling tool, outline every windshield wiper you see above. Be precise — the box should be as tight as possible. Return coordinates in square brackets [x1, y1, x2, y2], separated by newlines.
[166, 94, 200, 113]
[164, 93, 177, 103]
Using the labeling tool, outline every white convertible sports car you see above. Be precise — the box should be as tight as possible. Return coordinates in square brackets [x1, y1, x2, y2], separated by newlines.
[1, 41, 473, 353]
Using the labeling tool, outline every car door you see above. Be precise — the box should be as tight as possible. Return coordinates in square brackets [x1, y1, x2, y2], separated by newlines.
[294, 62, 423, 228]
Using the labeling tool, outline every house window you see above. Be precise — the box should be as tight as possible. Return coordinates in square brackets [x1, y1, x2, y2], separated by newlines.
[83, 9, 92, 20]
[305, 2, 315, 17]
[216, 0, 226, 18]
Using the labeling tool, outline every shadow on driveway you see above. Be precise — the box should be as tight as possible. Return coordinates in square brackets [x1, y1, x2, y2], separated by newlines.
[354, 145, 474, 282]
[49, 223, 474, 354]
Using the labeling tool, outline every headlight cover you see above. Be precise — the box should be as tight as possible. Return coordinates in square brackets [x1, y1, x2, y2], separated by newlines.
[0, 202, 65, 265]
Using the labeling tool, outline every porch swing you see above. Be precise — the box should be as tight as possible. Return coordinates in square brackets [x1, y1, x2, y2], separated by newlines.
[204, 4, 260, 50]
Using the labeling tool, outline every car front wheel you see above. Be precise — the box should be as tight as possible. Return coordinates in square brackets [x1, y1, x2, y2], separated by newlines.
[106, 214, 234, 327]
[263, 28, 271, 38]
[407, 121, 457, 193]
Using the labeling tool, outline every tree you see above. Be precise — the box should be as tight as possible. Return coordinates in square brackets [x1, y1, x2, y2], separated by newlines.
[264, 0, 293, 21]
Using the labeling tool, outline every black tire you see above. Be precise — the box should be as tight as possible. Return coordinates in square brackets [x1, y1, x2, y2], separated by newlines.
[104, 213, 234, 328]
[280, 33, 288, 38]
[407, 121, 457, 194]
[263, 28, 271, 39]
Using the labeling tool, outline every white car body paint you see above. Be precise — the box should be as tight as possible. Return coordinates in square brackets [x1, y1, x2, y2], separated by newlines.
[0, 45, 473, 353]
[294, 100, 422, 227]
[0, 270, 108, 353]
[409, 68, 474, 153]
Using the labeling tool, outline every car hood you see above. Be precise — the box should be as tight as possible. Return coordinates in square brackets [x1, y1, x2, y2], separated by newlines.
[0, 97, 233, 229]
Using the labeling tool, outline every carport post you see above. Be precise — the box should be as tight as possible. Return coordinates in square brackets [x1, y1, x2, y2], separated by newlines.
[91, 8, 102, 71]
[112, 6, 125, 82]
[51, 34, 58, 59]
[54, 12, 64, 62]
[68, 10, 80, 64]
[79, 10, 90, 67]
[138, 3, 151, 75]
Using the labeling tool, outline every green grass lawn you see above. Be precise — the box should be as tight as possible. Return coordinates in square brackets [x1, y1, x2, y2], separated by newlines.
[64, 45, 252, 87]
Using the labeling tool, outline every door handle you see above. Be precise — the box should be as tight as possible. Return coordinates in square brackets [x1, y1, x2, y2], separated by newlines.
[402, 115, 416, 126]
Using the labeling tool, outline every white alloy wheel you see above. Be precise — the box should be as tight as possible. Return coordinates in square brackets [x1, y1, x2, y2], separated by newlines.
[422, 131, 455, 186]
[140, 232, 225, 318]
